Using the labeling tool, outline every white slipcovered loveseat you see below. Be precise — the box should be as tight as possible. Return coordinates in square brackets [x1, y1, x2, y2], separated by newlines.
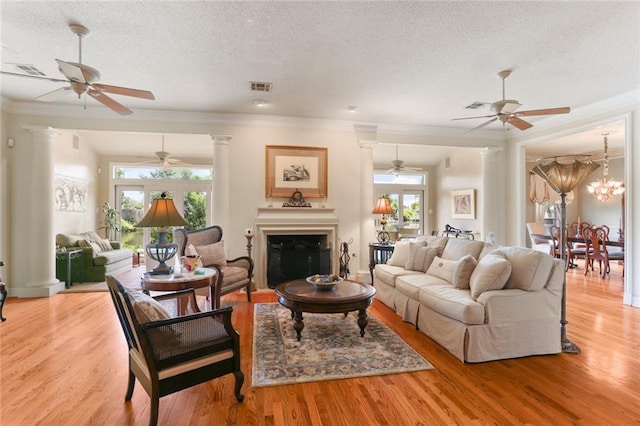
[374, 235, 564, 363]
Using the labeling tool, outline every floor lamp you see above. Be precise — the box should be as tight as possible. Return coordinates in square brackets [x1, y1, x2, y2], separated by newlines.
[531, 155, 599, 354]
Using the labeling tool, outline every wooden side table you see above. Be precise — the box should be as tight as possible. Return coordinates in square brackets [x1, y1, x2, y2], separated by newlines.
[368, 243, 395, 285]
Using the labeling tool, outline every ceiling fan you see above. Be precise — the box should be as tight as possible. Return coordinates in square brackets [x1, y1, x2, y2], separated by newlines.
[452, 70, 570, 132]
[0, 23, 154, 115]
[385, 145, 422, 175]
[136, 136, 193, 169]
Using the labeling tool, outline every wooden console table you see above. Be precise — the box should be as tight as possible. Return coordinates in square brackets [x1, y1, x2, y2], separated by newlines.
[141, 268, 218, 310]
[368, 243, 394, 285]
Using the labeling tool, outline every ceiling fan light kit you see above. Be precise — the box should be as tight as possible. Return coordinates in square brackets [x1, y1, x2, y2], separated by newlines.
[453, 69, 570, 132]
[0, 23, 155, 115]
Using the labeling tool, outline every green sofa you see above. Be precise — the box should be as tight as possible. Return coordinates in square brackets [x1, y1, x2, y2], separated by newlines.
[56, 231, 133, 283]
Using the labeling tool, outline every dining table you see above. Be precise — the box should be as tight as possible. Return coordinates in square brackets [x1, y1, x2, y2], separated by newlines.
[530, 233, 625, 248]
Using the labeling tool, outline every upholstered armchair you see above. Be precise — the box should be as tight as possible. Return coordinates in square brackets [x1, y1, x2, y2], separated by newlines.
[106, 275, 244, 426]
[174, 226, 253, 309]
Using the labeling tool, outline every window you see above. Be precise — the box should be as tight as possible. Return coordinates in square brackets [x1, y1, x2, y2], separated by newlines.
[112, 164, 212, 250]
[373, 172, 427, 239]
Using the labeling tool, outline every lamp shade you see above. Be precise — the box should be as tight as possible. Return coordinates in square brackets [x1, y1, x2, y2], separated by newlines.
[531, 155, 599, 194]
[136, 192, 188, 228]
[372, 197, 394, 215]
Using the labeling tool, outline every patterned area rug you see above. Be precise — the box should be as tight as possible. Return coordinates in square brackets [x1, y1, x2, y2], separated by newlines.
[252, 303, 434, 387]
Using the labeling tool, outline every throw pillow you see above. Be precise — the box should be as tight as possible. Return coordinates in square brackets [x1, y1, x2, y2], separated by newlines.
[426, 255, 477, 288]
[426, 256, 457, 284]
[78, 238, 102, 254]
[452, 254, 478, 290]
[404, 241, 428, 269]
[126, 290, 171, 323]
[469, 254, 512, 300]
[386, 241, 410, 267]
[196, 241, 227, 266]
[96, 238, 113, 251]
[406, 246, 439, 272]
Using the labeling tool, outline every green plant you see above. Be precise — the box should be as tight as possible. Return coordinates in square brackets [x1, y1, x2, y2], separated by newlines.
[99, 202, 120, 241]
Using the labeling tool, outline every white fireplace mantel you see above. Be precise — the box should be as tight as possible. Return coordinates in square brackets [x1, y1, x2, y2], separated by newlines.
[254, 207, 339, 289]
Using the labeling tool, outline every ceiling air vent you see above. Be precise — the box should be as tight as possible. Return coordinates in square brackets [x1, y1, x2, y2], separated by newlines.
[13, 64, 46, 76]
[250, 81, 273, 92]
[465, 101, 488, 110]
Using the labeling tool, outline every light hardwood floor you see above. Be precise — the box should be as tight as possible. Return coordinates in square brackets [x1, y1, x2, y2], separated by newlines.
[1, 261, 638, 425]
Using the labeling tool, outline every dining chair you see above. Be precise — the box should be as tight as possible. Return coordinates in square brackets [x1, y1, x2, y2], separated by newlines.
[551, 225, 586, 271]
[582, 226, 624, 278]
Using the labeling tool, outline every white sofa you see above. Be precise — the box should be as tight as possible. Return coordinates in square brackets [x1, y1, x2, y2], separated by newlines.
[374, 235, 564, 363]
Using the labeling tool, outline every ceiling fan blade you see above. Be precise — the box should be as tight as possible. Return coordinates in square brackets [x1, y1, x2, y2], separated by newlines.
[87, 89, 133, 115]
[452, 114, 497, 121]
[466, 117, 498, 133]
[35, 86, 72, 101]
[507, 116, 533, 130]
[92, 83, 155, 100]
[0, 70, 70, 84]
[516, 107, 571, 117]
[55, 59, 87, 83]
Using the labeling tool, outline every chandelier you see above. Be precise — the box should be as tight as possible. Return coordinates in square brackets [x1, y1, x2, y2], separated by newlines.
[586, 134, 625, 202]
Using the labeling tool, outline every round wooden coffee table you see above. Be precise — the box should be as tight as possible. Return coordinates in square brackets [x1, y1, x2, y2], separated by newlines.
[275, 279, 376, 341]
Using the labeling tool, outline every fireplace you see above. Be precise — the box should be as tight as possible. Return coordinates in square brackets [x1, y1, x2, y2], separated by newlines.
[253, 207, 339, 289]
[266, 234, 331, 288]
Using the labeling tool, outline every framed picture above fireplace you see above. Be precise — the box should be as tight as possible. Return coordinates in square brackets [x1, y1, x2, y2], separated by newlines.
[266, 145, 328, 198]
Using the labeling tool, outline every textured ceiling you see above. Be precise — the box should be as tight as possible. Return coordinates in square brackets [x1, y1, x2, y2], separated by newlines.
[1, 1, 638, 161]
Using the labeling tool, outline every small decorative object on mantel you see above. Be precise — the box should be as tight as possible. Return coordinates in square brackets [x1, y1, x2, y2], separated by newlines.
[282, 189, 311, 207]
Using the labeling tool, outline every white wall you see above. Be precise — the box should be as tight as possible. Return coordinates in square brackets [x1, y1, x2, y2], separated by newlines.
[54, 132, 99, 235]
[435, 147, 483, 236]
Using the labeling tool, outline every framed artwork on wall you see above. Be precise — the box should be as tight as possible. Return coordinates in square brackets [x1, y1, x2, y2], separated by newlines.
[54, 174, 88, 212]
[451, 189, 475, 219]
[265, 145, 328, 198]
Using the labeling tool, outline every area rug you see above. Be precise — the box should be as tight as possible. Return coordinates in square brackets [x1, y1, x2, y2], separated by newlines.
[252, 303, 434, 387]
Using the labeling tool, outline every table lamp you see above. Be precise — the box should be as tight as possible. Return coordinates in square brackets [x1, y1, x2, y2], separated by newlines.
[136, 192, 189, 275]
[531, 155, 598, 354]
[372, 196, 394, 244]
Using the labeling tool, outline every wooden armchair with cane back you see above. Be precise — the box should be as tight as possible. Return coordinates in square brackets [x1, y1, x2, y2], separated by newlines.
[106, 274, 244, 426]
[174, 226, 254, 308]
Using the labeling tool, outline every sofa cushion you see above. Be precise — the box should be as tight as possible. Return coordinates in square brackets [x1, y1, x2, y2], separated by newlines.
[426, 255, 477, 289]
[93, 248, 134, 266]
[387, 241, 410, 267]
[426, 237, 448, 255]
[78, 238, 102, 255]
[406, 246, 439, 272]
[418, 284, 485, 325]
[56, 233, 83, 247]
[479, 243, 500, 260]
[494, 247, 554, 292]
[196, 241, 227, 266]
[80, 230, 103, 242]
[441, 238, 485, 261]
[396, 273, 447, 299]
[469, 254, 512, 300]
[96, 238, 113, 251]
[220, 265, 249, 288]
[374, 264, 424, 287]
[405, 241, 428, 269]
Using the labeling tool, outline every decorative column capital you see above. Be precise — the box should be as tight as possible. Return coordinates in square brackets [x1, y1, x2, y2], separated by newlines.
[479, 146, 502, 158]
[211, 135, 232, 145]
[22, 126, 59, 140]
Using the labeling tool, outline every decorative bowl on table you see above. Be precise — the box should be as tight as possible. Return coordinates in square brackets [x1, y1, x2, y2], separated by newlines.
[306, 274, 343, 290]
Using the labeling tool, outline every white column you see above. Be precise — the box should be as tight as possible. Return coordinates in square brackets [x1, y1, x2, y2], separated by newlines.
[358, 139, 377, 277]
[211, 135, 231, 231]
[480, 147, 501, 243]
[15, 127, 63, 296]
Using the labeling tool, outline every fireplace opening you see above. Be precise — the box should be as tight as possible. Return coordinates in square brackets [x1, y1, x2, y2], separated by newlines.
[267, 235, 331, 288]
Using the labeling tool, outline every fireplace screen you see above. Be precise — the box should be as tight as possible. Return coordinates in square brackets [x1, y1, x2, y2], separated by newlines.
[267, 235, 331, 288]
